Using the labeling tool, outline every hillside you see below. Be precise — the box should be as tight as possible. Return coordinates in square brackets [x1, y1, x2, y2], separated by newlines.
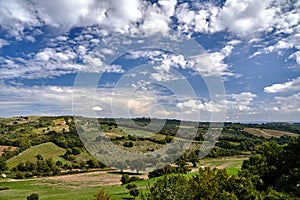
[6, 142, 66, 168]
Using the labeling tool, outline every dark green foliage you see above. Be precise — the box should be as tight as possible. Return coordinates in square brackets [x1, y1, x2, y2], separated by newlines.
[128, 135, 137, 141]
[148, 164, 191, 179]
[121, 174, 141, 185]
[123, 141, 134, 147]
[27, 193, 39, 200]
[145, 175, 193, 200]
[241, 138, 300, 198]
[145, 168, 293, 200]
[129, 188, 139, 199]
[126, 184, 139, 199]
[71, 147, 81, 155]
[126, 183, 137, 190]
[165, 135, 173, 143]
[0, 157, 7, 171]
[14, 156, 60, 178]
[121, 174, 130, 185]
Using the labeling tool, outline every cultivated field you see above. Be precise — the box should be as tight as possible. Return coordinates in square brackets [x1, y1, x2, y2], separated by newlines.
[244, 128, 297, 138]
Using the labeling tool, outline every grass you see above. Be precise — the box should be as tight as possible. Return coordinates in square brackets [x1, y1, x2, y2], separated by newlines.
[6, 142, 66, 168]
[0, 156, 246, 200]
[198, 157, 247, 175]
[0, 176, 156, 200]
[119, 127, 156, 138]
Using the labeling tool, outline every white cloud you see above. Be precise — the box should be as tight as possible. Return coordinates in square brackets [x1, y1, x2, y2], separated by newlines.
[0, 42, 124, 79]
[0, 0, 177, 38]
[0, 39, 9, 48]
[264, 77, 300, 93]
[177, 92, 257, 115]
[91, 106, 102, 111]
[25, 35, 36, 42]
[217, 0, 276, 37]
[289, 51, 300, 65]
[192, 45, 235, 77]
[228, 92, 257, 111]
[177, 99, 224, 113]
[274, 93, 300, 112]
[0, 0, 298, 41]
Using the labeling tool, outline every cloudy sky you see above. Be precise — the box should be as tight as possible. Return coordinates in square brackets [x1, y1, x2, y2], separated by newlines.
[0, 0, 299, 122]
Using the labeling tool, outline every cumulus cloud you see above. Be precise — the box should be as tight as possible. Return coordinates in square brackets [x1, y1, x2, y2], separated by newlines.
[126, 44, 236, 79]
[274, 93, 300, 112]
[0, 43, 124, 79]
[0, 0, 178, 38]
[192, 45, 235, 77]
[0, 0, 298, 40]
[217, 0, 276, 37]
[264, 77, 300, 93]
[177, 92, 257, 115]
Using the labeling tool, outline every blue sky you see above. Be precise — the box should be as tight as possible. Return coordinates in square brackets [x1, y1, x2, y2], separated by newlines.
[0, 0, 299, 122]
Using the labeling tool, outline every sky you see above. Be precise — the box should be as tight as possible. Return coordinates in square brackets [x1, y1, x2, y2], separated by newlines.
[0, 0, 299, 122]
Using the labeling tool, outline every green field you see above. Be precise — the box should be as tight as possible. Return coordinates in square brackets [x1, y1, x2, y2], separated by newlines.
[6, 143, 66, 168]
[120, 126, 156, 137]
[0, 174, 158, 200]
[0, 157, 245, 200]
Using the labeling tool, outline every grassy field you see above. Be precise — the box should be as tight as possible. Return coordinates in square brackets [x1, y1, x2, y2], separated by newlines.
[244, 128, 297, 138]
[0, 174, 157, 200]
[119, 126, 156, 137]
[0, 156, 246, 200]
[197, 156, 247, 175]
[6, 143, 66, 168]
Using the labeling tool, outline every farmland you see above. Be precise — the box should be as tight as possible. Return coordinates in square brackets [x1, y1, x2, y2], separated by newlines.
[0, 116, 299, 199]
[244, 128, 297, 138]
[0, 156, 245, 200]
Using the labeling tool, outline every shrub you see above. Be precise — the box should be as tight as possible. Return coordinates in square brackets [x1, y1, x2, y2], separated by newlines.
[123, 141, 134, 147]
[27, 193, 39, 200]
[93, 190, 110, 200]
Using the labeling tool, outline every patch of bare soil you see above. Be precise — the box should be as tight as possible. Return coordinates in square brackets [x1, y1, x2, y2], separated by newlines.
[0, 145, 18, 156]
[41, 171, 122, 188]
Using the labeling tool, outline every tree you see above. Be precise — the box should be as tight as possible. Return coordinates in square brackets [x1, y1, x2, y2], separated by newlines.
[93, 190, 110, 200]
[145, 175, 192, 200]
[241, 138, 300, 197]
[121, 174, 130, 185]
[0, 157, 7, 172]
[86, 159, 100, 168]
[27, 193, 39, 200]
[129, 189, 139, 199]
[126, 184, 139, 199]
